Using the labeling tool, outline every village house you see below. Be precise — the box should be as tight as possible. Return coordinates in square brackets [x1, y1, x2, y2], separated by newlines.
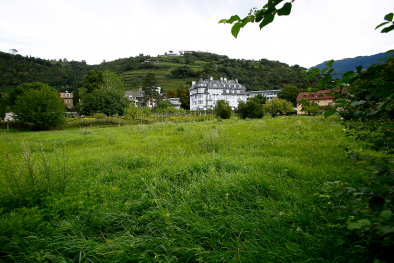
[60, 91, 73, 109]
[125, 87, 180, 109]
[296, 90, 334, 114]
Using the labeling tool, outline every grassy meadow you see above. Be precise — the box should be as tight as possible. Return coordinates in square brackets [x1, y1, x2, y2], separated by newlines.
[0, 116, 375, 262]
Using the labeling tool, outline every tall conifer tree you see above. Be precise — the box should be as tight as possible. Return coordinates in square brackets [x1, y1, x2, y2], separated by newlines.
[73, 75, 79, 109]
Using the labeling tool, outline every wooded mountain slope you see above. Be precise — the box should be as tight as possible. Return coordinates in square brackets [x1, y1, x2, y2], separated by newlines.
[0, 52, 91, 92]
[1, 51, 322, 92]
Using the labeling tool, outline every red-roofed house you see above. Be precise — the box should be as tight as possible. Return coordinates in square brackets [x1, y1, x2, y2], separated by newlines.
[296, 90, 334, 114]
[60, 91, 73, 109]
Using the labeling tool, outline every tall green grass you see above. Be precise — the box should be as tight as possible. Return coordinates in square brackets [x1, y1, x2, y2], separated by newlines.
[0, 116, 376, 262]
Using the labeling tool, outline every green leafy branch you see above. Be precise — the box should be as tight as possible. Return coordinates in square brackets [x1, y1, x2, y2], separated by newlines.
[218, 0, 294, 38]
[375, 12, 394, 33]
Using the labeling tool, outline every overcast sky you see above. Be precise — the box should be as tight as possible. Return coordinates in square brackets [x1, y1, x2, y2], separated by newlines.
[1, 0, 393, 68]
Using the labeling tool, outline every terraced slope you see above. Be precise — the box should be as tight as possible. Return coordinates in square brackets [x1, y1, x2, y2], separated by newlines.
[119, 57, 204, 91]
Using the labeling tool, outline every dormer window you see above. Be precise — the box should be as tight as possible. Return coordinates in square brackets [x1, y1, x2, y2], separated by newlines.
[66, 93, 70, 97]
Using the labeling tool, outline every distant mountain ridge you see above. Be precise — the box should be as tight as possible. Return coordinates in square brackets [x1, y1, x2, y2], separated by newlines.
[310, 52, 394, 78]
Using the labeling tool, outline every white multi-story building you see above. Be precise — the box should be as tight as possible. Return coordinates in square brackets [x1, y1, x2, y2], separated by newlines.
[247, 90, 281, 100]
[190, 76, 248, 110]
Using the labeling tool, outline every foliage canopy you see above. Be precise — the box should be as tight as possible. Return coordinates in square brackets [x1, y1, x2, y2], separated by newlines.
[13, 83, 65, 130]
[237, 95, 265, 119]
[215, 100, 232, 119]
[83, 69, 103, 93]
[277, 85, 300, 106]
[263, 97, 294, 118]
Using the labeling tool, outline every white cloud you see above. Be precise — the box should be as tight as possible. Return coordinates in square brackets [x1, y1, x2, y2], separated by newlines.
[1, 0, 393, 67]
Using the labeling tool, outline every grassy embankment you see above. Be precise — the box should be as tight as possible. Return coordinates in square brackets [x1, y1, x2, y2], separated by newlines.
[0, 116, 372, 262]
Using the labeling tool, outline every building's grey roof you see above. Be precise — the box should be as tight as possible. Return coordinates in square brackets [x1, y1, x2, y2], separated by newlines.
[125, 87, 145, 101]
[190, 77, 247, 92]
[248, 90, 281, 94]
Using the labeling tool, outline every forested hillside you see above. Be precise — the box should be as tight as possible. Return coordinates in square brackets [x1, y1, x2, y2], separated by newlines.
[1, 51, 322, 92]
[0, 51, 92, 92]
[310, 51, 394, 78]
[96, 52, 322, 91]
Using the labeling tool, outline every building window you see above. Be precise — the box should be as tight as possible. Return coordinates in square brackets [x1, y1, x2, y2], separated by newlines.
[317, 100, 320, 103]
[66, 100, 70, 104]
[324, 100, 327, 103]
[66, 93, 70, 97]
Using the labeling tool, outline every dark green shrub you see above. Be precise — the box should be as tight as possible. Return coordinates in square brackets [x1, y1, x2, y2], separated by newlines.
[215, 100, 231, 119]
[13, 84, 65, 130]
[237, 99, 264, 119]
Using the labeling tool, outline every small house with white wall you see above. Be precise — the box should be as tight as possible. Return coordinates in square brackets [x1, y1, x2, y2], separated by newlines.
[60, 91, 73, 109]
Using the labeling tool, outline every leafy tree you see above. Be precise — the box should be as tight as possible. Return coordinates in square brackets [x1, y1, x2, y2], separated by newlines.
[0, 93, 7, 120]
[83, 69, 103, 93]
[8, 82, 51, 107]
[296, 97, 320, 115]
[177, 86, 190, 110]
[215, 100, 232, 119]
[153, 100, 177, 113]
[303, 102, 320, 115]
[123, 103, 143, 119]
[154, 100, 172, 111]
[143, 106, 151, 116]
[166, 90, 177, 98]
[13, 84, 65, 130]
[103, 69, 124, 91]
[277, 85, 300, 106]
[142, 73, 160, 106]
[237, 96, 265, 119]
[81, 89, 128, 116]
[252, 94, 267, 104]
[297, 97, 310, 112]
[73, 76, 80, 110]
[263, 97, 294, 118]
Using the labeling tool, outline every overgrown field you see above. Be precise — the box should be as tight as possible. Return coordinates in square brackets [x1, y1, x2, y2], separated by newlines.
[0, 116, 377, 262]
